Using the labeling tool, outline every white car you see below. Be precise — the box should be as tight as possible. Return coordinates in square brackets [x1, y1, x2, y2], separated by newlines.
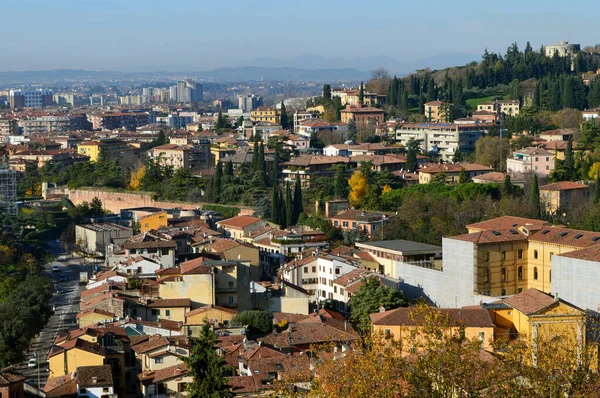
[27, 358, 36, 368]
[52, 264, 60, 272]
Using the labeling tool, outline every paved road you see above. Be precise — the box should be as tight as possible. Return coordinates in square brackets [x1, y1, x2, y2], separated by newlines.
[12, 254, 91, 389]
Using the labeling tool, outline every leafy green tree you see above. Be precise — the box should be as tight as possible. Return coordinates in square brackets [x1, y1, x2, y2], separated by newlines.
[280, 101, 289, 130]
[89, 197, 103, 216]
[231, 310, 272, 334]
[564, 135, 575, 180]
[508, 78, 521, 100]
[183, 322, 233, 398]
[214, 111, 231, 131]
[293, 173, 304, 223]
[349, 277, 408, 334]
[458, 168, 469, 184]
[531, 174, 541, 218]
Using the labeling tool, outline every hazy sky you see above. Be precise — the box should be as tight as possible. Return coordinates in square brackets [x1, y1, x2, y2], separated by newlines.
[1, 0, 596, 71]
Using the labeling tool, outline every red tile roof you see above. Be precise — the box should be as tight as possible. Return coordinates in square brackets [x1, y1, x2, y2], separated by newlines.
[539, 181, 589, 191]
[494, 288, 557, 315]
[450, 229, 528, 244]
[184, 305, 238, 318]
[139, 363, 188, 385]
[370, 307, 494, 327]
[466, 216, 547, 232]
[217, 216, 262, 229]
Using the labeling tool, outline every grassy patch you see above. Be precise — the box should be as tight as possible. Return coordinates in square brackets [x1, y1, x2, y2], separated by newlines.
[465, 96, 495, 110]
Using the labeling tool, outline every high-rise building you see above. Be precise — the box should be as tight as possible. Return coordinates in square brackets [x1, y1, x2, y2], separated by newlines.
[238, 94, 263, 112]
[9, 89, 53, 108]
[170, 79, 203, 103]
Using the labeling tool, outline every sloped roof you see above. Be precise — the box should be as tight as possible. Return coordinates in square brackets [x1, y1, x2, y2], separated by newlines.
[494, 288, 557, 315]
[450, 229, 528, 244]
[217, 216, 262, 229]
[370, 307, 494, 328]
[466, 216, 547, 232]
[540, 181, 589, 191]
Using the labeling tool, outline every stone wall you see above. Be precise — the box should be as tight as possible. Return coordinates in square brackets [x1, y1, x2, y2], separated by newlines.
[69, 189, 200, 214]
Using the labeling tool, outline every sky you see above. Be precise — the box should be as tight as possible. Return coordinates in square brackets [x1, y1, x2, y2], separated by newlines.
[1, 0, 596, 72]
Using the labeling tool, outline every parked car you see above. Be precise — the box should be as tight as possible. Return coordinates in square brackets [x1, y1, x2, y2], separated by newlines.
[56, 286, 64, 294]
[27, 359, 36, 368]
[59, 273, 67, 282]
[52, 264, 60, 272]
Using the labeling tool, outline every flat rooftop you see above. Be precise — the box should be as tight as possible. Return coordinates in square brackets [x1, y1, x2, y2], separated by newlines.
[79, 223, 131, 232]
[356, 240, 442, 255]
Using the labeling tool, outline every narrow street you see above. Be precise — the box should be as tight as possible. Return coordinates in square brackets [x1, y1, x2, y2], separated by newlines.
[12, 254, 91, 389]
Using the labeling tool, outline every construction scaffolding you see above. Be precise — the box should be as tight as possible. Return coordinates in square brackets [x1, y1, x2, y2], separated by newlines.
[0, 160, 17, 217]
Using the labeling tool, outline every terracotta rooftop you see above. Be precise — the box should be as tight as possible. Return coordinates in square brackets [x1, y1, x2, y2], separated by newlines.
[180, 257, 212, 275]
[539, 181, 589, 191]
[556, 244, 600, 262]
[450, 229, 528, 244]
[466, 216, 547, 232]
[0, 371, 24, 386]
[139, 363, 188, 385]
[76, 308, 115, 319]
[370, 307, 494, 328]
[217, 215, 262, 229]
[184, 305, 238, 318]
[529, 227, 600, 248]
[44, 375, 77, 397]
[146, 298, 191, 308]
[131, 335, 169, 354]
[471, 172, 507, 183]
[419, 162, 493, 174]
[76, 365, 113, 388]
[493, 288, 557, 315]
[207, 238, 242, 253]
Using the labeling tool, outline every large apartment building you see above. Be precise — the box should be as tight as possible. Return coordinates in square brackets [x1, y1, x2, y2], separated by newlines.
[507, 147, 555, 177]
[395, 122, 488, 162]
[9, 89, 53, 108]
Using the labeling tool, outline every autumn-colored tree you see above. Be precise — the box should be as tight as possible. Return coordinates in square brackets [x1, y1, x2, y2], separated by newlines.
[348, 171, 368, 207]
[128, 164, 146, 190]
[589, 162, 600, 180]
[382, 184, 392, 194]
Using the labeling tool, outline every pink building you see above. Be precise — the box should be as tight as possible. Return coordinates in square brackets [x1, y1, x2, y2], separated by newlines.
[506, 147, 555, 177]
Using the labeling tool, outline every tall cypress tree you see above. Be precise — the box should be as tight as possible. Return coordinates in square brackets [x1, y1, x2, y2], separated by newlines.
[595, 174, 600, 205]
[285, 183, 293, 227]
[564, 136, 575, 181]
[271, 183, 280, 224]
[531, 174, 541, 218]
[359, 81, 364, 104]
[213, 161, 223, 203]
[183, 322, 233, 398]
[257, 142, 266, 184]
[224, 161, 233, 177]
[280, 101, 289, 130]
[251, 133, 260, 172]
[270, 145, 280, 186]
[502, 174, 513, 197]
[278, 188, 286, 228]
[293, 173, 304, 224]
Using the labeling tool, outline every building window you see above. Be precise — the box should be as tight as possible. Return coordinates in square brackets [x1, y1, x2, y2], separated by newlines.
[501, 251, 506, 261]
[342, 222, 348, 228]
[334, 220, 338, 227]
[384, 329, 391, 337]
[484, 251, 490, 262]
[229, 296, 234, 303]
[312, 266, 316, 273]
[335, 268, 340, 275]
[518, 266, 523, 280]
[549, 270, 551, 282]
[518, 288, 523, 293]
[152, 309, 160, 316]
[550, 252, 554, 260]
[228, 281, 234, 287]
[501, 268, 506, 281]
[155, 357, 163, 364]
[352, 222, 357, 228]
[501, 289, 506, 296]
[479, 332, 485, 341]
[518, 249, 523, 259]
[534, 250, 538, 259]
[304, 267, 308, 273]
[533, 267, 538, 280]
[178, 383, 188, 393]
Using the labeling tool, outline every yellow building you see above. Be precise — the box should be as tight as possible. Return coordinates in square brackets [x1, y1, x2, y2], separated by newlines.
[485, 288, 586, 364]
[146, 299, 191, 323]
[77, 139, 127, 162]
[139, 211, 168, 233]
[449, 216, 600, 297]
[184, 305, 238, 326]
[206, 238, 260, 281]
[210, 136, 238, 166]
[250, 106, 280, 124]
[424, 100, 444, 122]
[370, 307, 496, 353]
[76, 308, 115, 328]
[539, 181, 590, 216]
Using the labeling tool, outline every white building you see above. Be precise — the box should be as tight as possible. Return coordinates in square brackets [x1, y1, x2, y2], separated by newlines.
[115, 256, 162, 278]
[75, 223, 133, 256]
[76, 365, 116, 398]
[544, 41, 580, 58]
[552, 246, 600, 313]
[10, 88, 53, 108]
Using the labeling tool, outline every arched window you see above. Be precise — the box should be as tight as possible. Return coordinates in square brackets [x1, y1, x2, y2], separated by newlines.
[518, 266, 523, 280]
[534, 267, 538, 280]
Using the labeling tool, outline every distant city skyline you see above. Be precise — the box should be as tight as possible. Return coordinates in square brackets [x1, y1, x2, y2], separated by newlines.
[1, 0, 595, 72]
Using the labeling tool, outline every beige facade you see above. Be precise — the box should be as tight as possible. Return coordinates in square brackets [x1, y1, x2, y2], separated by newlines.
[147, 144, 192, 169]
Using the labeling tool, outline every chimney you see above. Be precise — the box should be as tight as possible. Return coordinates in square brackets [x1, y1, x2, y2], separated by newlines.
[92, 376, 98, 384]
[378, 306, 386, 313]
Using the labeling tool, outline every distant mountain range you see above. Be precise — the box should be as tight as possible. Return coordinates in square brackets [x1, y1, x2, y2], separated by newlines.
[240, 53, 480, 75]
[0, 52, 480, 84]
